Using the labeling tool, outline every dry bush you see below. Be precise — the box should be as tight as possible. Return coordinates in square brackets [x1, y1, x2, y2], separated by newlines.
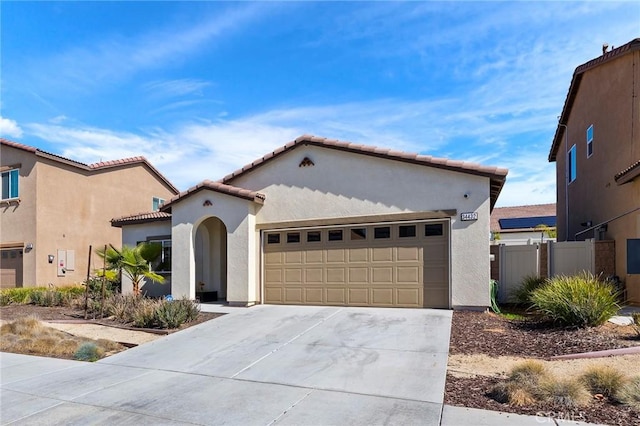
[489, 360, 550, 406]
[540, 377, 591, 408]
[580, 366, 626, 398]
[616, 376, 640, 410]
[0, 317, 123, 360]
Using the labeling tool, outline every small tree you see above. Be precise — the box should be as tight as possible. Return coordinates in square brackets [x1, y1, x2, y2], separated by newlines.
[535, 224, 557, 243]
[97, 243, 165, 296]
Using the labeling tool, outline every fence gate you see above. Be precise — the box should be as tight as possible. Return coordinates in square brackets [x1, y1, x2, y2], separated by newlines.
[498, 244, 539, 302]
[548, 241, 594, 276]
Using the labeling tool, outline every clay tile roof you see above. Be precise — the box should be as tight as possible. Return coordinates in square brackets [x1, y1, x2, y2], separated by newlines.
[549, 38, 640, 161]
[160, 179, 265, 211]
[1, 138, 178, 194]
[221, 134, 508, 210]
[614, 159, 640, 185]
[490, 203, 556, 232]
[111, 211, 172, 227]
[0, 138, 37, 153]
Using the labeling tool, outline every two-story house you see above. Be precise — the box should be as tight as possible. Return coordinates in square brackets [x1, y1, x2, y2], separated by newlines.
[0, 138, 178, 288]
[548, 38, 640, 304]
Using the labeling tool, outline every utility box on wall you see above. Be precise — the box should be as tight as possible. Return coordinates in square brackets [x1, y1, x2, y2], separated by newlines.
[56, 249, 76, 277]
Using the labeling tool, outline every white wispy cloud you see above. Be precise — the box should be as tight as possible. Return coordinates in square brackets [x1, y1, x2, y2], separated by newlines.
[0, 116, 23, 138]
[143, 79, 212, 98]
[20, 3, 270, 94]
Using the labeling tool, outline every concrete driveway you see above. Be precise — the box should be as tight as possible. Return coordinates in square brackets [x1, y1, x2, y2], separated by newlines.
[1, 305, 452, 425]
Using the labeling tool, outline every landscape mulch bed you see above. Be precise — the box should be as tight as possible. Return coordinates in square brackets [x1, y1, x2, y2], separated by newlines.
[446, 310, 640, 426]
[0, 304, 222, 332]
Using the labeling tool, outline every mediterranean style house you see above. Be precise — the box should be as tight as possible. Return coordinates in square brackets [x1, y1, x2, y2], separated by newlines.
[0, 138, 178, 288]
[490, 203, 556, 245]
[114, 135, 508, 309]
[549, 38, 640, 303]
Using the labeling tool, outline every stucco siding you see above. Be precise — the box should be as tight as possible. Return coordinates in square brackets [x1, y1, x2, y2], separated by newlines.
[0, 147, 38, 286]
[170, 191, 258, 305]
[231, 146, 492, 308]
[554, 50, 640, 299]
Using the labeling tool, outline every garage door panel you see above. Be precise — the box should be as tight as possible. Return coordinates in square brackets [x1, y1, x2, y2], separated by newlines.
[372, 267, 393, 283]
[372, 247, 393, 262]
[265, 287, 283, 303]
[348, 248, 368, 262]
[327, 249, 346, 263]
[285, 251, 303, 264]
[326, 288, 346, 304]
[326, 268, 346, 283]
[397, 288, 421, 306]
[424, 266, 447, 284]
[348, 288, 369, 304]
[264, 221, 449, 309]
[305, 268, 323, 283]
[285, 288, 303, 303]
[425, 288, 449, 308]
[348, 267, 368, 283]
[265, 252, 283, 265]
[285, 268, 303, 283]
[397, 266, 420, 283]
[397, 246, 420, 261]
[371, 288, 393, 305]
[265, 269, 283, 284]
[305, 250, 323, 263]
[304, 288, 323, 303]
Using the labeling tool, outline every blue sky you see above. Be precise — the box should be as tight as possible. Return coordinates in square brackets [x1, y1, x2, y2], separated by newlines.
[1, 1, 638, 207]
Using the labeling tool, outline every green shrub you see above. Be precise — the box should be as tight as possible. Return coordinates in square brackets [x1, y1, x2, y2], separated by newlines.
[581, 366, 626, 397]
[616, 376, 640, 409]
[73, 342, 103, 362]
[529, 272, 620, 327]
[154, 298, 200, 329]
[30, 290, 66, 307]
[513, 275, 547, 305]
[0, 286, 84, 307]
[131, 298, 158, 328]
[0, 288, 34, 305]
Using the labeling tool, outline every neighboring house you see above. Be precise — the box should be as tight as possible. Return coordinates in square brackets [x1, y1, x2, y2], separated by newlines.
[113, 135, 508, 309]
[490, 203, 556, 245]
[0, 138, 179, 288]
[548, 38, 640, 304]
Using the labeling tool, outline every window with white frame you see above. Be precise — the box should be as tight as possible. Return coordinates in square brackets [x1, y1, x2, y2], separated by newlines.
[586, 125, 593, 158]
[568, 145, 577, 183]
[152, 197, 165, 211]
[1, 169, 19, 200]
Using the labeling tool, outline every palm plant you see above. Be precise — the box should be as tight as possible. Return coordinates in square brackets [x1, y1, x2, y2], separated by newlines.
[96, 243, 165, 295]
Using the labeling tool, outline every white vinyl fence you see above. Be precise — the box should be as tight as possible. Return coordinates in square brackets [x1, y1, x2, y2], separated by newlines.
[497, 240, 597, 303]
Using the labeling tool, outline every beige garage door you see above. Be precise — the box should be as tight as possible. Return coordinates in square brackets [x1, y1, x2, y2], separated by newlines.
[263, 221, 449, 308]
[1, 249, 24, 289]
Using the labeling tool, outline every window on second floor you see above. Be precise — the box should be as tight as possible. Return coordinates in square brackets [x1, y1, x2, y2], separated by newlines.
[568, 145, 577, 183]
[586, 125, 593, 158]
[1, 169, 19, 200]
[152, 197, 165, 211]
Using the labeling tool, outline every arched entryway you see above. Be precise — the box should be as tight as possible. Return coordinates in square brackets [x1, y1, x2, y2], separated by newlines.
[194, 217, 228, 302]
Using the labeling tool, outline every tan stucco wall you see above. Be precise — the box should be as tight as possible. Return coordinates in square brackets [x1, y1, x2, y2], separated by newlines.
[0, 147, 38, 285]
[1, 144, 176, 287]
[230, 145, 493, 308]
[554, 50, 640, 301]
